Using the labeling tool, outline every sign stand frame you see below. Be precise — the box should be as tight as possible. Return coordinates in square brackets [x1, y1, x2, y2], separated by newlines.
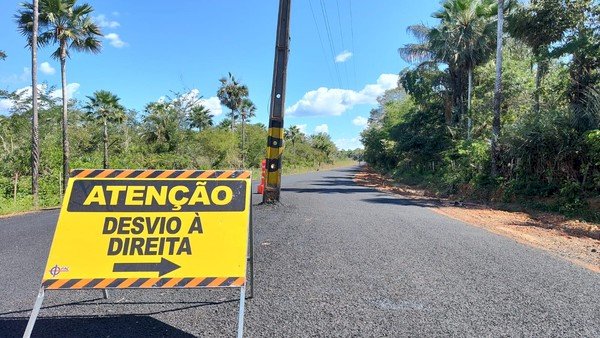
[23, 287, 44, 338]
[23, 284, 249, 338]
[22, 169, 254, 338]
[23, 210, 253, 338]
[23, 218, 253, 338]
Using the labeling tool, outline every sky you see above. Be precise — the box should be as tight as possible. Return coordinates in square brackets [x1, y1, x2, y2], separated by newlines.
[0, 0, 440, 150]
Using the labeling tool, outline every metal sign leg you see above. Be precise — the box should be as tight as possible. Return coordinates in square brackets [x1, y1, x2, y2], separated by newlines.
[247, 202, 254, 299]
[23, 288, 45, 338]
[103, 289, 109, 299]
[236, 285, 247, 338]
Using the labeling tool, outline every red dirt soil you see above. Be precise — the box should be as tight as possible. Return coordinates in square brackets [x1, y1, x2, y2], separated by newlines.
[354, 167, 600, 273]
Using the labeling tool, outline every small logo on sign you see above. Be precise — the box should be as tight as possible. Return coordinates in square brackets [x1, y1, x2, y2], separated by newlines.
[49, 264, 69, 277]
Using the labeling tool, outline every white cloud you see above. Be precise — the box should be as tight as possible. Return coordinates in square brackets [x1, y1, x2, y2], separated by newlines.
[335, 50, 353, 63]
[105, 33, 127, 48]
[0, 98, 13, 112]
[286, 73, 399, 117]
[352, 116, 368, 128]
[50, 83, 80, 100]
[157, 89, 224, 117]
[314, 124, 329, 134]
[295, 124, 307, 134]
[94, 14, 120, 28]
[0, 83, 79, 114]
[40, 62, 55, 75]
[334, 137, 363, 150]
[198, 96, 223, 116]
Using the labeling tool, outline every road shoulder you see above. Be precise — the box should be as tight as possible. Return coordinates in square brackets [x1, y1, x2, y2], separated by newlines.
[354, 167, 600, 273]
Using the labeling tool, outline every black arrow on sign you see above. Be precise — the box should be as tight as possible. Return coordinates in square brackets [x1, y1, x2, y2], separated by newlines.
[113, 258, 180, 277]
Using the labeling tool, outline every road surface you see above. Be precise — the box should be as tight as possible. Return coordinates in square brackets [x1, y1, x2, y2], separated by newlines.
[0, 166, 598, 337]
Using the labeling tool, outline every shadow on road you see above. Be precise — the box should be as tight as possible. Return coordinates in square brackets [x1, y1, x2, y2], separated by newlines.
[0, 298, 238, 317]
[278, 166, 447, 210]
[360, 197, 442, 208]
[282, 187, 371, 194]
[0, 297, 239, 337]
[282, 171, 377, 195]
[0, 315, 195, 338]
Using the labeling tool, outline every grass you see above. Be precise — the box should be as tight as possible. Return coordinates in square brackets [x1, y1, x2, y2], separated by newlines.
[0, 196, 59, 218]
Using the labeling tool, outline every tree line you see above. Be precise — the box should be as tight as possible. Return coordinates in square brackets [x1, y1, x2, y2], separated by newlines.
[362, 0, 600, 219]
[0, 0, 349, 212]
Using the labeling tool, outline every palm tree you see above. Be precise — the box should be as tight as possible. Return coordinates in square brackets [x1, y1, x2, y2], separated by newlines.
[15, 0, 40, 207]
[285, 125, 303, 146]
[142, 102, 180, 153]
[434, 0, 497, 103]
[0, 51, 6, 60]
[239, 98, 256, 168]
[399, 0, 497, 132]
[491, 0, 504, 177]
[188, 105, 213, 131]
[18, 0, 102, 191]
[399, 24, 458, 125]
[217, 73, 249, 130]
[434, 0, 497, 137]
[84, 90, 124, 169]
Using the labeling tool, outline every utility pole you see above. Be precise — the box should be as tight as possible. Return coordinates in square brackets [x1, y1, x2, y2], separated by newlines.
[263, 0, 291, 203]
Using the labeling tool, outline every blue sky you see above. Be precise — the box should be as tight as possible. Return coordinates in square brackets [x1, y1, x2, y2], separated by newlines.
[0, 0, 440, 150]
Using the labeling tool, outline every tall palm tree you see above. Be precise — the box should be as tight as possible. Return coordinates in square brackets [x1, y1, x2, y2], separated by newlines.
[0, 51, 6, 60]
[15, 0, 40, 207]
[84, 90, 124, 169]
[239, 98, 256, 168]
[188, 105, 213, 131]
[434, 0, 497, 104]
[399, 24, 458, 125]
[18, 0, 102, 191]
[491, 0, 504, 177]
[399, 0, 497, 132]
[217, 73, 249, 130]
[434, 0, 497, 136]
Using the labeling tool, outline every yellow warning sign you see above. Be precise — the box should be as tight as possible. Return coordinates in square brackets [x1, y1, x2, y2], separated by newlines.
[41, 169, 251, 289]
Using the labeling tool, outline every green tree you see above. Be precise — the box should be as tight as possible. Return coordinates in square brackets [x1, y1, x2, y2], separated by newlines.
[15, 0, 41, 206]
[84, 90, 125, 169]
[142, 102, 181, 153]
[217, 73, 249, 130]
[188, 105, 213, 131]
[239, 97, 256, 168]
[399, 0, 498, 129]
[559, 0, 600, 132]
[0, 51, 6, 60]
[434, 0, 497, 136]
[491, 0, 505, 177]
[285, 125, 304, 146]
[311, 133, 336, 167]
[17, 0, 103, 191]
[508, 0, 574, 115]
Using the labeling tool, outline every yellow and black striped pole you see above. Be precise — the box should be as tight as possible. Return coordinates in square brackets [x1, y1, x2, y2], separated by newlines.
[264, 0, 291, 203]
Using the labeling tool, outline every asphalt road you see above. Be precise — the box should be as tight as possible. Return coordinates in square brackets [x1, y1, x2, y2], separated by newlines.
[0, 166, 598, 337]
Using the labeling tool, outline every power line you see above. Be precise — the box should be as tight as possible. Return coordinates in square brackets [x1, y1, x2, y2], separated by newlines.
[308, 0, 335, 87]
[319, 0, 342, 88]
[348, 0, 357, 88]
[336, 0, 349, 89]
